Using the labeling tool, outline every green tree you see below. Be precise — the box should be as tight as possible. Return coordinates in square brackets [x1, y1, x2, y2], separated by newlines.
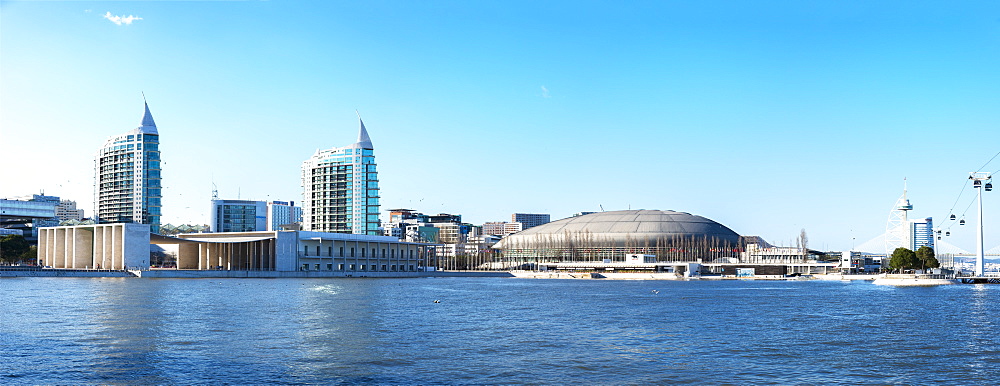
[889, 247, 918, 271]
[0, 234, 31, 264]
[916, 246, 939, 269]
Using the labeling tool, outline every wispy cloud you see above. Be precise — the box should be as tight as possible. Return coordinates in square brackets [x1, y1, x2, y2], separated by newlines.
[104, 12, 143, 26]
[541, 86, 551, 98]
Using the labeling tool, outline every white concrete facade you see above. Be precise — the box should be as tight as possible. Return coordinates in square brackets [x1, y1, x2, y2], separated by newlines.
[37, 224, 430, 273]
[37, 223, 151, 270]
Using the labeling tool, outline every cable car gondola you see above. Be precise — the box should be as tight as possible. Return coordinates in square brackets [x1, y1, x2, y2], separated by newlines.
[950, 214, 956, 220]
[986, 182, 993, 192]
[960, 219, 966, 225]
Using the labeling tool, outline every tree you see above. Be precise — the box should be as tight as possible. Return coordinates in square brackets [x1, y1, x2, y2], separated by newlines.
[798, 229, 809, 262]
[0, 234, 31, 264]
[889, 247, 918, 271]
[916, 246, 939, 269]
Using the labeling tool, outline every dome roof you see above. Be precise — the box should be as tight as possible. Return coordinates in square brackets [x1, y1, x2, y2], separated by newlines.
[494, 209, 741, 249]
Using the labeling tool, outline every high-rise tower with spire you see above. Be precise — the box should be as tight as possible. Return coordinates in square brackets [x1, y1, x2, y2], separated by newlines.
[94, 99, 162, 233]
[301, 113, 381, 235]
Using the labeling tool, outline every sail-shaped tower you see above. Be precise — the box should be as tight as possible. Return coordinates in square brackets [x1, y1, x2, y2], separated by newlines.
[94, 99, 162, 233]
[301, 114, 381, 235]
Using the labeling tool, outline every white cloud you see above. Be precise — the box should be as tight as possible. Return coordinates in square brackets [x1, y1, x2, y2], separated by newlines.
[104, 12, 143, 26]
[541, 86, 551, 98]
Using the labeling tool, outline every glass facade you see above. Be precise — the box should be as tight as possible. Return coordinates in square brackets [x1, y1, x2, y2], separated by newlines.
[301, 119, 380, 235]
[95, 104, 161, 234]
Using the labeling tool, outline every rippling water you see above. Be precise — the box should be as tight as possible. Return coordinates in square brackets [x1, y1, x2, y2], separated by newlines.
[2, 277, 999, 384]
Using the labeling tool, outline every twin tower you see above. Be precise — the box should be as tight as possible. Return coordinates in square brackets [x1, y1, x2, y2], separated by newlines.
[95, 102, 380, 235]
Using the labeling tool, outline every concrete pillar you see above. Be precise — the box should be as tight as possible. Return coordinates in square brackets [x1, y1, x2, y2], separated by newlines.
[54, 228, 67, 268]
[178, 243, 199, 269]
[73, 227, 94, 269]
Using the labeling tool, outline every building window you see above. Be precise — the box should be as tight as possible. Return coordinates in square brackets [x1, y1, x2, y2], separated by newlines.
[351, 247, 355, 257]
[304, 246, 308, 256]
[340, 247, 344, 257]
[316, 246, 320, 256]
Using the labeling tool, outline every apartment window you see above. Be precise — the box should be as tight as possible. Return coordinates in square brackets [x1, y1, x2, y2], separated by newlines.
[316, 246, 320, 256]
[351, 247, 355, 257]
[340, 247, 344, 257]
[304, 246, 309, 256]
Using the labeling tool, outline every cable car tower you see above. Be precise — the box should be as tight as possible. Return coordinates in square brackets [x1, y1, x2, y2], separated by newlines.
[885, 179, 913, 257]
[970, 172, 992, 276]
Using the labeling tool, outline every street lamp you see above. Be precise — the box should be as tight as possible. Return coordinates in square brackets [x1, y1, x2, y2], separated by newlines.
[970, 172, 992, 276]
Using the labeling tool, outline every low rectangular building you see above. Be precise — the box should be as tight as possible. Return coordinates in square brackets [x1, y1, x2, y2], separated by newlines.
[38, 224, 432, 273]
[37, 223, 151, 270]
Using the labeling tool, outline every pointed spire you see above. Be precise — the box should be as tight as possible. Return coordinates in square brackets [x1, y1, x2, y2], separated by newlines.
[356, 110, 373, 149]
[141, 102, 156, 127]
[138, 93, 158, 134]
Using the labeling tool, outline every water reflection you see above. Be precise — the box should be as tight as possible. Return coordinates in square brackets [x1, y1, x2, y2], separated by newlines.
[83, 279, 168, 384]
[4, 278, 1000, 384]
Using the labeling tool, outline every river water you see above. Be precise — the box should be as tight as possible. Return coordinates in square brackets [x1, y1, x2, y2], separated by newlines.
[1, 277, 998, 384]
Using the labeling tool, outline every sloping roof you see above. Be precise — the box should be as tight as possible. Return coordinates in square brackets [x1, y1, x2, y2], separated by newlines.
[150, 233, 275, 244]
[139, 101, 158, 134]
[356, 114, 373, 149]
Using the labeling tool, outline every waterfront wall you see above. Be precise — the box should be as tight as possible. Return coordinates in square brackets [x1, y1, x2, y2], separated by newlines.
[0, 269, 134, 278]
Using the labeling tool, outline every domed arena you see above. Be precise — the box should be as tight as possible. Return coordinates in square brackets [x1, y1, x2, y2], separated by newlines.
[493, 209, 743, 264]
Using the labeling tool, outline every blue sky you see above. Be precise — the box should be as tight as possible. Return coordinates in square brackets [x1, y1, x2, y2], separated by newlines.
[2, 1, 1000, 251]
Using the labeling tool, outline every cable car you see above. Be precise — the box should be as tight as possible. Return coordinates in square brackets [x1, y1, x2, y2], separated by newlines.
[974, 180, 982, 188]
[946, 231, 951, 236]
[960, 219, 966, 225]
[950, 214, 956, 220]
[986, 182, 993, 192]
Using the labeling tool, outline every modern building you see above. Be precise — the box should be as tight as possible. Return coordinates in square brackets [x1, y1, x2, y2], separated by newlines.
[211, 199, 267, 233]
[37, 224, 432, 273]
[210, 199, 303, 232]
[494, 210, 835, 275]
[55, 200, 85, 222]
[37, 223, 150, 269]
[494, 210, 742, 263]
[267, 201, 303, 231]
[512, 213, 550, 229]
[910, 217, 934, 250]
[95, 101, 162, 233]
[301, 115, 380, 235]
[0, 195, 60, 241]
